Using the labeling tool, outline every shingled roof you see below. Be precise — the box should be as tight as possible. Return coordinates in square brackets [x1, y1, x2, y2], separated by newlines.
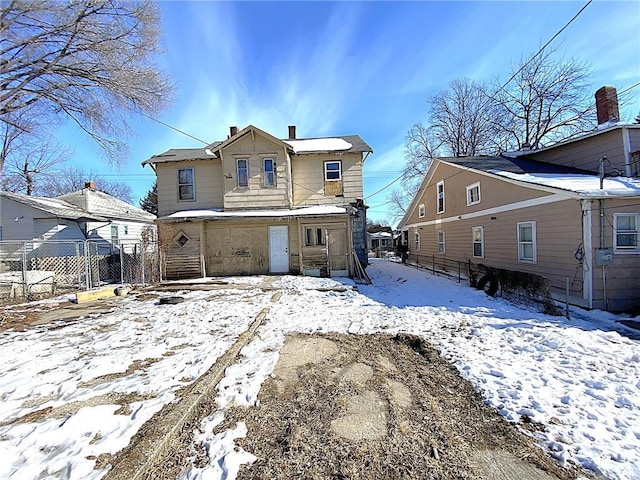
[442, 155, 596, 175]
[58, 189, 155, 222]
[0, 191, 107, 221]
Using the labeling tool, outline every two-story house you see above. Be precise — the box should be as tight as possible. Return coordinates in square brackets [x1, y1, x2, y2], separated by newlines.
[398, 87, 640, 313]
[141, 125, 372, 280]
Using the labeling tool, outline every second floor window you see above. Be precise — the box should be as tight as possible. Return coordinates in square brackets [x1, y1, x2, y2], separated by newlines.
[418, 204, 425, 218]
[237, 159, 248, 188]
[466, 182, 481, 206]
[324, 161, 341, 181]
[614, 213, 639, 252]
[178, 168, 194, 201]
[437, 181, 445, 213]
[263, 158, 275, 187]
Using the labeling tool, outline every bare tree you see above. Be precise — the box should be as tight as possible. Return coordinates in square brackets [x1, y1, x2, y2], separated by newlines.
[429, 78, 496, 157]
[0, 0, 172, 166]
[40, 165, 134, 203]
[490, 48, 594, 150]
[1, 107, 69, 194]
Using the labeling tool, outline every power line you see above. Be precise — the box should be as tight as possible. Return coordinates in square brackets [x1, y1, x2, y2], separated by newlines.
[138, 111, 209, 145]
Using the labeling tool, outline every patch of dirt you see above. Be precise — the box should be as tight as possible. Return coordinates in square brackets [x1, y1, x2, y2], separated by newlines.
[219, 333, 578, 480]
[78, 358, 162, 388]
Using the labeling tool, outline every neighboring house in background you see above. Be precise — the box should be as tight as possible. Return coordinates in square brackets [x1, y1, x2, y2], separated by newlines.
[398, 87, 640, 313]
[367, 225, 394, 252]
[0, 183, 156, 250]
[141, 124, 372, 279]
[58, 182, 157, 252]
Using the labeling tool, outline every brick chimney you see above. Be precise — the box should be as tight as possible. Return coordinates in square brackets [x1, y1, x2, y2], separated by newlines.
[595, 86, 619, 125]
[288, 125, 296, 140]
[84, 181, 95, 191]
[230, 126, 238, 137]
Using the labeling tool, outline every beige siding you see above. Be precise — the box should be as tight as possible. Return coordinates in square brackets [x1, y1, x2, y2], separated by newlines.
[404, 162, 552, 226]
[529, 128, 626, 173]
[292, 152, 364, 206]
[588, 198, 640, 312]
[220, 133, 290, 210]
[408, 198, 585, 302]
[156, 160, 223, 217]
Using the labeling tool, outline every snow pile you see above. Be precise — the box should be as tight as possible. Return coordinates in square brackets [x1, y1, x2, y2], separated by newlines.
[284, 138, 353, 153]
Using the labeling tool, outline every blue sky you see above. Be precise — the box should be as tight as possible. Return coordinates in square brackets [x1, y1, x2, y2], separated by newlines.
[59, 0, 640, 224]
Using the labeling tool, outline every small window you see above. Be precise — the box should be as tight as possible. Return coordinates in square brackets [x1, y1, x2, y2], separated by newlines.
[418, 204, 425, 218]
[466, 182, 481, 206]
[178, 168, 195, 201]
[415, 231, 420, 251]
[324, 161, 342, 181]
[436, 181, 445, 213]
[472, 226, 484, 258]
[438, 230, 445, 254]
[111, 225, 119, 245]
[237, 159, 248, 188]
[305, 227, 325, 246]
[123, 225, 129, 235]
[263, 158, 275, 187]
[518, 221, 536, 263]
[614, 213, 639, 252]
[174, 231, 190, 247]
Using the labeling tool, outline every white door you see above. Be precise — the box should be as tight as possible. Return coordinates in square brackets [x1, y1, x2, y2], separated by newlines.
[269, 226, 289, 273]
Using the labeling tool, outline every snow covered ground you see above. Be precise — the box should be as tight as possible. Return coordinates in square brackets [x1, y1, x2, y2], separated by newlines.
[0, 260, 638, 480]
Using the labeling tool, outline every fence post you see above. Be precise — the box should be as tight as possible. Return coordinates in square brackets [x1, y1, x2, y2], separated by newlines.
[21, 242, 27, 298]
[565, 277, 570, 319]
[432, 255, 435, 274]
[458, 261, 461, 283]
[84, 240, 91, 290]
[119, 246, 124, 285]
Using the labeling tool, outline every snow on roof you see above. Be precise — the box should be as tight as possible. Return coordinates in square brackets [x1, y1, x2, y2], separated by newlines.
[161, 205, 348, 220]
[0, 191, 107, 221]
[491, 171, 640, 197]
[59, 189, 156, 222]
[284, 138, 353, 153]
[369, 232, 392, 238]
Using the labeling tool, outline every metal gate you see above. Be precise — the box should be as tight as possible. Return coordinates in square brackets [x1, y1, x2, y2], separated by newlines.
[0, 240, 161, 300]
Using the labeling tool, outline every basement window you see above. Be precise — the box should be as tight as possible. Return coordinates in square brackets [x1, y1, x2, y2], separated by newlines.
[174, 231, 190, 247]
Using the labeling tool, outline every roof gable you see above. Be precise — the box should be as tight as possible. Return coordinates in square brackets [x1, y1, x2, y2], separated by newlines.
[212, 124, 291, 154]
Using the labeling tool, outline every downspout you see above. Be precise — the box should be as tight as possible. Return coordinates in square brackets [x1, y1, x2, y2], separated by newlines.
[622, 127, 632, 177]
[598, 156, 608, 310]
[581, 200, 593, 308]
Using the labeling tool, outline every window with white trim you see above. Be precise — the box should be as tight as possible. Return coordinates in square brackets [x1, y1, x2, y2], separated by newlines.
[436, 181, 445, 213]
[324, 161, 342, 181]
[438, 230, 445, 254]
[237, 159, 248, 188]
[178, 168, 195, 201]
[466, 182, 481, 206]
[517, 221, 536, 263]
[614, 213, 639, 252]
[263, 157, 275, 187]
[418, 203, 425, 218]
[415, 231, 420, 251]
[472, 226, 483, 258]
[111, 225, 119, 246]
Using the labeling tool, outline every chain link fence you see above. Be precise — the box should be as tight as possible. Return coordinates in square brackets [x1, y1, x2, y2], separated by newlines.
[0, 240, 161, 301]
